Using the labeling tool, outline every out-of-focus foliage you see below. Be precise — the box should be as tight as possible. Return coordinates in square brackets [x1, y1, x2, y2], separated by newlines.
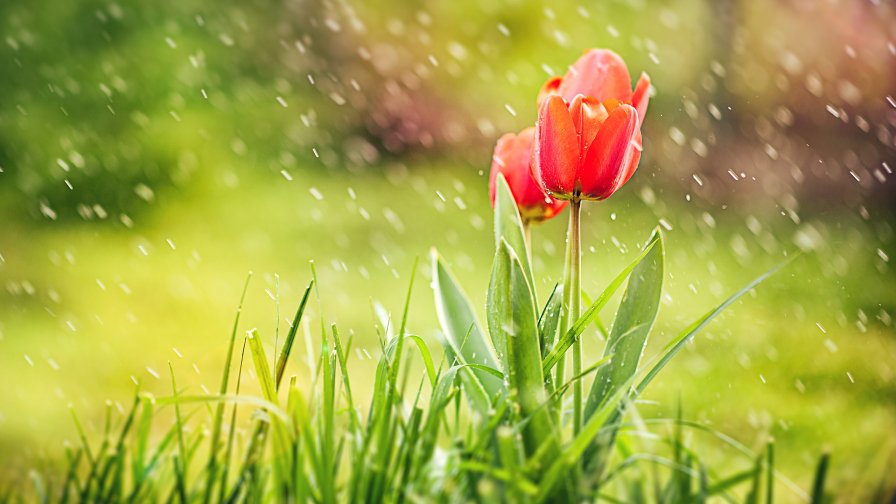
[3, 0, 893, 221]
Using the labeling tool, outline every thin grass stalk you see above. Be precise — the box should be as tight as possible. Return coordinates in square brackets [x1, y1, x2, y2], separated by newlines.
[204, 273, 251, 504]
[168, 364, 188, 504]
[218, 339, 248, 504]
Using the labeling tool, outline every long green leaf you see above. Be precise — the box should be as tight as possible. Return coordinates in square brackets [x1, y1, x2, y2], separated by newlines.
[582, 230, 664, 474]
[538, 284, 563, 359]
[489, 239, 557, 458]
[492, 173, 534, 294]
[635, 257, 793, 395]
[586, 229, 664, 421]
[432, 251, 502, 413]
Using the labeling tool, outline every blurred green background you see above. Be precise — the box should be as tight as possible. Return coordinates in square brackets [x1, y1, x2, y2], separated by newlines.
[1, 0, 894, 498]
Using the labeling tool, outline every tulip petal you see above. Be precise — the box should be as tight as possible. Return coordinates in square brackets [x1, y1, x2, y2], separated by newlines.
[616, 130, 643, 190]
[533, 95, 578, 198]
[632, 72, 651, 124]
[568, 94, 608, 159]
[489, 128, 540, 208]
[537, 76, 562, 108]
[558, 49, 633, 104]
[578, 104, 639, 200]
[489, 132, 515, 207]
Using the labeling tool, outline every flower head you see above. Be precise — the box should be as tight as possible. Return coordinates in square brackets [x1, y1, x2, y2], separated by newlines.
[532, 49, 651, 201]
[489, 127, 567, 223]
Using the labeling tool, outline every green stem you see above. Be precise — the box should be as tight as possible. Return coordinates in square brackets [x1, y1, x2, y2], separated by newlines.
[570, 199, 582, 435]
[522, 220, 532, 259]
[555, 208, 573, 421]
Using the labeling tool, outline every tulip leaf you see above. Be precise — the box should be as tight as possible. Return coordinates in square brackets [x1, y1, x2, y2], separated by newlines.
[431, 250, 503, 415]
[634, 255, 794, 396]
[538, 284, 563, 360]
[581, 229, 663, 476]
[493, 173, 535, 297]
[585, 228, 664, 420]
[488, 239, 557, 457]
[541, 238, 659, 375]
[534, 371, 640, 503]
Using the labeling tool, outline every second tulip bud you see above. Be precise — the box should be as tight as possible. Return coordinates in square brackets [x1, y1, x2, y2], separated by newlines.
[489, 127, 568, 224]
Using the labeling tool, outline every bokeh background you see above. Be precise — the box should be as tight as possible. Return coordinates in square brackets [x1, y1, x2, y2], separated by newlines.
[1, 0, 894, 497]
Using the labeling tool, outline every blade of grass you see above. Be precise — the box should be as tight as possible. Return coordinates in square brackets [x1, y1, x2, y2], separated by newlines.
[246, 328, 293, 499]
[766, 441, 775, 504]
[168, 363, 188, 504]
[218, 338, 248, 503]
[203, 272, 251, 504]
[275, 280, 313, 388]
[810, 452, 830, 504]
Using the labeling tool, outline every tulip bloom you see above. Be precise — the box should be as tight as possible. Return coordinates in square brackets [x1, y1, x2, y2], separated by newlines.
[532, 49, 650, 201]
[531, 49, 652, 435]
[489, 127, 567, 224]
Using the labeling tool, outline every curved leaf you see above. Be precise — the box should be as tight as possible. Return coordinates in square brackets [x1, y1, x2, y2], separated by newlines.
[432, 251, 503, 414]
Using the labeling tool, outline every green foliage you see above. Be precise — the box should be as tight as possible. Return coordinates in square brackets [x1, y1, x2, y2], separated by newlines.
[1, 170, 869, 503]
[432, 251, 503, 414]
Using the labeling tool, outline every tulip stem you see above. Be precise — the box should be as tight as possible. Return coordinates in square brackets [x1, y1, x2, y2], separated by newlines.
[522, 221, 532, 258]
[555, 210, 571, 421]
[569, 198, 582, 435]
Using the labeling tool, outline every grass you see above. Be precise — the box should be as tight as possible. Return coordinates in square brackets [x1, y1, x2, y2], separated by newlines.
[0, 258, 818, 501]
[0, 161, 894, 501]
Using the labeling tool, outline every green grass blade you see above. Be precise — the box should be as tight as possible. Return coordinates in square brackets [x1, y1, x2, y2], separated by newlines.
[60, 447, 82, 504]
[331, 325, 358, 428]
[132, 397, 153, 490]
[203, 272, 251, 504]
[275, 280, 313, 389]
[746, 449, 764, 504]
[246, 329, 294, 498]
[168, 363, 188, 504]
[219, 338, 248, 503]
[766, 441, 775, 504]
[810, 452, 830, 504]
[319, 321, 336, 504]
[706, 467, 759, 496]
[407, 335, 437, 387]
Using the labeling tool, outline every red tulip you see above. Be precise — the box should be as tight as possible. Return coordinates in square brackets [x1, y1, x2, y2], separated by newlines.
[489, 127, 568, 223]
[532, 49, 651, 201]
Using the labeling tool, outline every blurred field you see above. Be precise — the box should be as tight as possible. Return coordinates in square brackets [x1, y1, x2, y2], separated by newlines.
[1, 0, 895, 497]
[2, 160, 895, 495]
